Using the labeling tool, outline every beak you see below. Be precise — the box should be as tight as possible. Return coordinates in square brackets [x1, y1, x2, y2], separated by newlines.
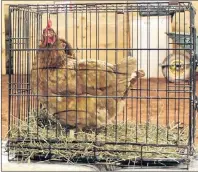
[45, 32, 51, 37]
[42, 29, 56, 46]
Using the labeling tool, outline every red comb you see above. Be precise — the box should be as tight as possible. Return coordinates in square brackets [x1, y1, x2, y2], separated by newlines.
[47, 19, 52, 29]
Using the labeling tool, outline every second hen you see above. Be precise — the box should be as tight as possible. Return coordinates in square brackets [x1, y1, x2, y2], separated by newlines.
[31, 20, 145, 130]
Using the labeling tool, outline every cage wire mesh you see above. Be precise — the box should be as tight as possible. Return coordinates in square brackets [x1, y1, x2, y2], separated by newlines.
[7, 1, 197, 169]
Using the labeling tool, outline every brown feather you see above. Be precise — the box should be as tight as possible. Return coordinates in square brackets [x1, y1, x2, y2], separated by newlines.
[31, 37, 144, 130]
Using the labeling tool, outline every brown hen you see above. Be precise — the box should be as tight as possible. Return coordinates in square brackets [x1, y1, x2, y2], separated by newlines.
[31, 20, 145, 130]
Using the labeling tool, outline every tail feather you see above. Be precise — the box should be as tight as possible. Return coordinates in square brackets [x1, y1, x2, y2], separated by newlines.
[122, 70, 145, 99]
[113, 56, 138, 98]
[114, 56, 137, 74]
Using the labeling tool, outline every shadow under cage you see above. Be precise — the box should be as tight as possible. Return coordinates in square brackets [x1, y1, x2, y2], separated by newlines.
[7, 1, 197, 170]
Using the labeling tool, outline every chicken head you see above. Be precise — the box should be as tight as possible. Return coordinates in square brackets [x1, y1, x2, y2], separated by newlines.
[42, 19, 57, 46]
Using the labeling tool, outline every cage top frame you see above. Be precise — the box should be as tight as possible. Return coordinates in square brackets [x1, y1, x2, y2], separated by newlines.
[8, 2, 193, 14]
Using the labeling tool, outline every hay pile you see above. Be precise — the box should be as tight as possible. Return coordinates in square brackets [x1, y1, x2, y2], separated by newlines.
[8, 109, 189, 163]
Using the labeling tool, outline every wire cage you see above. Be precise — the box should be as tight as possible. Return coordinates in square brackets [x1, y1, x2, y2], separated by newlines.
[7, 1, 197, 170]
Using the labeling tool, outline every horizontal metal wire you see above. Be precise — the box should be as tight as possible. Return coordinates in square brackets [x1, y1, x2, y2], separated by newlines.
[9, 2, 191, 14]
[9, 48, 194, 51]
[8, 88, 191, 92]
[9, 94, 192, 99]
[8, 139, 188, 148]
[8, 146, 188, 157]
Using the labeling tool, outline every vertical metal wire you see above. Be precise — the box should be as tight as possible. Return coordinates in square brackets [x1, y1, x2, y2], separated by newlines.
[178, 3, 181, 144]
[33, 10, 36, 134]
[135, 3, 139, 143]
[85, 4, 88, 139]
[115, 4, 118, 142]
[14, 9, 17, 127]
[89, 9, 91, 60]
[156, 2, 160, 144]
[65, 3, 68, 137]
[17, 9, 21, 138]
[46, 5, 49, 139]
[19, 9, 22, 120]
[131, 7, 134, 122]
[189, 5, 195, 145]
[192, 15, 197, 147]
[8, 6, 12, 161]
[96, 4, 98, 137]
[23, 10, 27, 123]
[75, 5, 78, 135]
[166, 3, 170, 143]
[139, 6, 142, 124]
[73, 9, 75, 56]
[190, 3, 196, 146]
[125, 7, 129, 144]
[97, 4, 100, 138]
[30, 11, 34, 135]
[81, 10, 83, 59]
[11, 8, 15, 134]
[193, 47, 197, 144]
[30, 11, 33, 130]
[174, 7, 177, 125]
[94, 4, 98, 157]
[41, 14, 43, 48]
[189, 4, 193, 149]
[105, 4, 108, 140]
[148, 5, 151, 143]
[123, 5, 126, 124]
[25, 9, 29, 123]
[140, 146, 143, 168]
[187, 146, 190, 170]
[97, 8, 100, 61]
[21, 10, 25, 122]
[125, 3, 128, 142]
[34, 12, 36, 59]
[146, 2, 150, 144]
[165, 6, 167, 135]
[28, 10, 30, 120]
[56, 5, 59, 138]
[148, 6, 151, 142]
[183, 7, 186, 128]
[31, 11, 34, 113]
[35, 6, 39, 139]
